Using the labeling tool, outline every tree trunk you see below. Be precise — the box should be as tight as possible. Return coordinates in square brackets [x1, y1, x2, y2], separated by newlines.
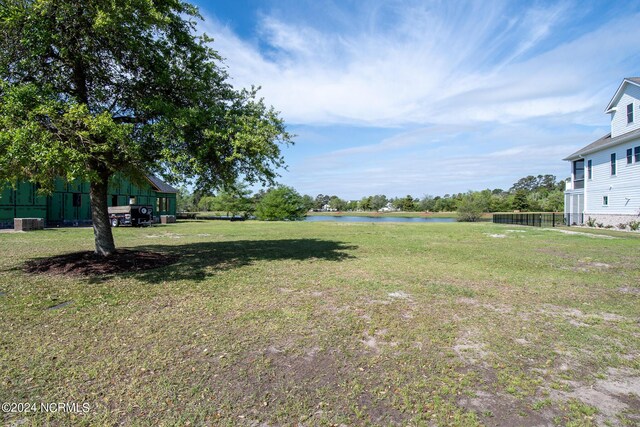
[89, 171, 116, 256]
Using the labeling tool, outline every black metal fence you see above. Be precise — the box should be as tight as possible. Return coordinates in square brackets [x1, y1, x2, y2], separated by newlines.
[492, 212, 566, 227]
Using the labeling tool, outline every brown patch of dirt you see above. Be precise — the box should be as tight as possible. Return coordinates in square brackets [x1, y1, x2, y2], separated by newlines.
[23, 249, 179, 277]
[458, 389, 559, 427]
[550, 368, 640, 424]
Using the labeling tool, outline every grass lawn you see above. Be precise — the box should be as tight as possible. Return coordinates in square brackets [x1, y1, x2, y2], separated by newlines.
[1, 221, 639, 426]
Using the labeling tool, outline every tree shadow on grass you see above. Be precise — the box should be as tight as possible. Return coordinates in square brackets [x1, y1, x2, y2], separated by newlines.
[101, 238, 357, 284]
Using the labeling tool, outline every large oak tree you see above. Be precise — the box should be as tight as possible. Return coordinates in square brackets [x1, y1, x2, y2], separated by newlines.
[0, 0, 291, 255]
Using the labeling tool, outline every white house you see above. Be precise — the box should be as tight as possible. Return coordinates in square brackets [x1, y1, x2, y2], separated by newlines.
[564, 77, 640, 227]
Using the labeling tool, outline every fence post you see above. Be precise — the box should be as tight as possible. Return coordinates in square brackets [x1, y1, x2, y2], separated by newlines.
[552, 212, 555, 227]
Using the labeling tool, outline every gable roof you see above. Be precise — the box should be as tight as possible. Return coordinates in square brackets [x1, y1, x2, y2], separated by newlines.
[605, 77, 640, 112]
[146, 175, 179, 193]
[564, 127, 640, 161]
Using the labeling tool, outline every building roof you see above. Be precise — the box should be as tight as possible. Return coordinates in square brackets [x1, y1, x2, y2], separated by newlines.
[146, 174, 179, 193]
[564, 127, 640, 161]
[605, 77, 640, 112]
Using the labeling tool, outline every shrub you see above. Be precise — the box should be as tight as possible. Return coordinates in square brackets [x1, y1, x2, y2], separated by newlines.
[628, 221, 640, 231]
[596, 222, 604, 228]
[586, 217, 596, 227]
[617, 223, 628, 230]
[456, 197, 484, 222]
[255, 186, 307, 221]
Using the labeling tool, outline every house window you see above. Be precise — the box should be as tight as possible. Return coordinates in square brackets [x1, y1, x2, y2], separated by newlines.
[603, 196, 608, 206]
[72, 193, 82, 207]
[587, 159, 592, 179]
[573, 159, 584, 188]
[129, 196, 137, 205]
[635, 146, 640, 163]
[610, 153, 616, 175]
[157, 197, 169, 212]
[628, 103, 634, 124]
[111, 195, 118, 206]
[628, 148, 633, 164]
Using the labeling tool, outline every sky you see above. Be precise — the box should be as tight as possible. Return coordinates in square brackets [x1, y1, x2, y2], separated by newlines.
[191, 0, 640, 200]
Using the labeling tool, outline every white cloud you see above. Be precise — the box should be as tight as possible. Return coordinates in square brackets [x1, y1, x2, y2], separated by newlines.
[198, 2, 640, 128]
[193, 1, 638, 197]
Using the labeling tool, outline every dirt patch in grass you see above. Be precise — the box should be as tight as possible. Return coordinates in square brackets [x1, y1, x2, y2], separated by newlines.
[458, 388, 559, 427]
[23, 249, 179, 277]
[619, 286, 640, 295]
[543, 228, 618, 239]
[549, 367, 640, 425]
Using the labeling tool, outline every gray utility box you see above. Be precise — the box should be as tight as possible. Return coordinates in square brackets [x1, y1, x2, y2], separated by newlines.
[160, 215, 176, 224]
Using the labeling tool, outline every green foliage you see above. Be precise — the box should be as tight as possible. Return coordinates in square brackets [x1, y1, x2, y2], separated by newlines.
[512, 190, 530, 211]
[254, 173, 566, 216]
[213, 184, 254, 217]
[300, 194, 315, 212]
[345, 200, 359, 211]
[394, 195, 417, 211]
[359, 196, 372, 211]
[313, 194, 330, 210]
[255, 186, 307, 221]
[434, 196, 457, 212]
[176, 186, 196, 212]
[370, 194, 389, 211]
[193, 184, 254, 216]
[456, 193, 485, 222]
[540, 190, 564, 212]
[629, 221, 640, 231]
[0, 0, 292, 253]
[0, 0, 291, 189]
[197, 195, 217, 212]
[418, 195, 436, 211]
[510, 174, 561, 192]
[328, 195, 347, 211]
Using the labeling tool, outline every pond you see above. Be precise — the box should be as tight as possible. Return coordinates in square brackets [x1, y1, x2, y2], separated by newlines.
[304, 215, 456, 223]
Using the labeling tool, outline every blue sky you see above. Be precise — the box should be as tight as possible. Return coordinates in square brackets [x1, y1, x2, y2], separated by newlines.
[192, 0, 640, 199]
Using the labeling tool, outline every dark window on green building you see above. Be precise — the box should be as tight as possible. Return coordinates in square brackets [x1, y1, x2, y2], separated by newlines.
[157, 197, 168, 212]
[112, 195, 118, 206]
[72, 193, 82, 207]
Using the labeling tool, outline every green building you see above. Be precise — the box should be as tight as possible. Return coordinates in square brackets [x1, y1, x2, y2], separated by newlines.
[0, 174, 177, 229]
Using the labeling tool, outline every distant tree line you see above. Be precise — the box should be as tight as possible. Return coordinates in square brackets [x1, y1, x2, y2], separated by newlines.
[177, 184, 310, 221]
[176, 174, 566, 221]
[305, 174, 565, 214]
